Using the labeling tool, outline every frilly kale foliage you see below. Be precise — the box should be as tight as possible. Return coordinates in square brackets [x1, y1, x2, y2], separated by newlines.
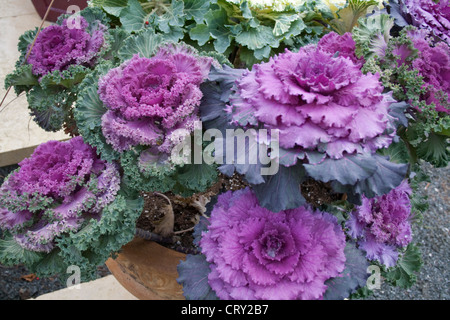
[0, 138, 143, 280]
[353, 14, 450, 168]
[75, 28, 219, 196]
[4, 7, 124, 133]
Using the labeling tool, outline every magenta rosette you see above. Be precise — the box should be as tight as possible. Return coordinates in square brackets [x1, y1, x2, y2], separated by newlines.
[346, 180, 413, 267]
[200, 188, 346, 300]
[229, 43, 396, 160]
[27, 16, 106, 76]
[98, 43, 213, 153]
[0, 137, 120, 252]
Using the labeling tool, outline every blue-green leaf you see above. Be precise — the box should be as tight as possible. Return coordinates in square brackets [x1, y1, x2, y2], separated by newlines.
[177, 254, 219, 300]
[251, 164, 307, 213]
[183, 0, 211, 23]
[118, 28, 164, 61]
[189, 24, 211, 46]
[119, 0, 147, 32]
[324, 242, 370, 300]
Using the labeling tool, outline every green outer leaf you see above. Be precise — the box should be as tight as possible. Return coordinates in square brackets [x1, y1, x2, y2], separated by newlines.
[16, 28, 38, 65]
[270, 13, 300, 37]
[377, 140, 411, 165]
[172, 162, 219, 197]
[74, 61, 120, 162]
[0, 234, 43, 267]
[205, 9, 233, 53]
[26, 86, 75, 132]
[330, 0, 378, 34]
[118, 28, 164, 61]
[119, 0, 147, 32]
[4, 64, 38, 94]
[39, 65, 89, 89]
[121, 149, 177, 194]
[156, 0, 185, 33]
[385, 243, 423, 288]
[183, 0, 211, 23]
[235, 24, 277, 51]
[189, 24, 211, 46]
[415, 133, 450, 168]
[89, 0, 129, 17]
[103, 27, 130, 62]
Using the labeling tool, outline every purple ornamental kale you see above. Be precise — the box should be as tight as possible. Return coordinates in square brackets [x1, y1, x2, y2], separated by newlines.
[200, 188, 346, 300]
[411, 38, 450, 114]
[98, 43, 213, 153]
[229, 43, 396, 160]
[0, 137, 120, 253]
[397, 0, 450, 46]
[318, 32, 365, 68]
[389, 29, 450, 114]
[346, 180, 413, 267]
[27, 16, 106, 76]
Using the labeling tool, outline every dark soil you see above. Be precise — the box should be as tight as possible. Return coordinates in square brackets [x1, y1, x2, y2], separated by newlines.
[301, 179, 344, 207]
[135, 173, 249, 253]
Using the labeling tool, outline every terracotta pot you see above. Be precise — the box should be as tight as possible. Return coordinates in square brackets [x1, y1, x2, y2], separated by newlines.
[105, 237, 187, 300]
[31, 0, 88, 22]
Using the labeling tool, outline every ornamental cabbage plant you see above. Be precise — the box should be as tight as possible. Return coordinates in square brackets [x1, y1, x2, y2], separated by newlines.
[230, 43, 394, 159]
[0, 137, 143, 279]
[27, 16, 106, 77]
[4, 7, 118, 134]
[75, 30, 219, 196]
[346, 180, 413, 267]
[200, 31, 408, 212]
[181, 188, 347, 300]
[98, 44, 211, 154]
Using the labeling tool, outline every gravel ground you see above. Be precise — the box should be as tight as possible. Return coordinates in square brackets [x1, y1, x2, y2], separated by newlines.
[0, 162, 448, 300]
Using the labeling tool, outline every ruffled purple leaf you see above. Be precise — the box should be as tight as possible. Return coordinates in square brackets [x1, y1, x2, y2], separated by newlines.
[394, 0, 450, 46]
[228, 42, 397, 161]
